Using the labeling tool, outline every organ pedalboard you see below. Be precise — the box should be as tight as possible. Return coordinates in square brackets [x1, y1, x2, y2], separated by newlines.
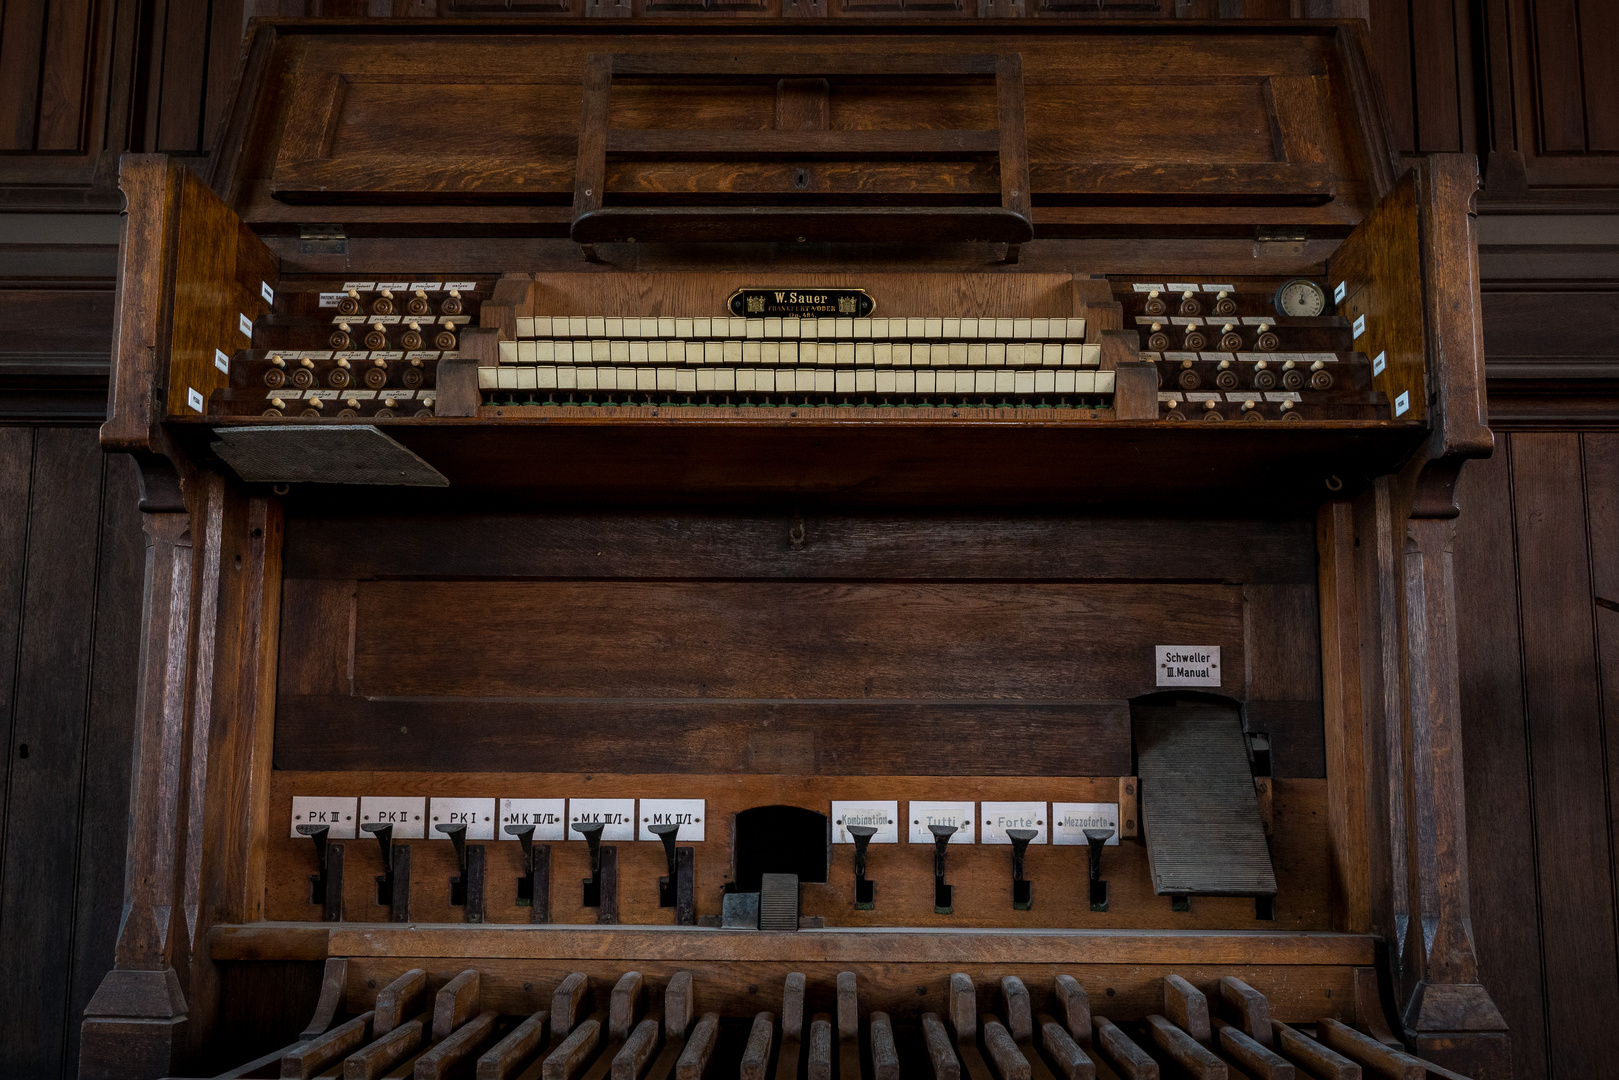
[86, 16, 1507, 1080]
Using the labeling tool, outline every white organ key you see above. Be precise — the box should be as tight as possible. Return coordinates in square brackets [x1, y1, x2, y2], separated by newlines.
[1043, 343, 1062, 366]
[629, 340, 648, 362]
[876, 369, 895, 393]
[836, 317, 853, 337]
[975, 370, 995, 393]
[744, 341, 761, 363]
[716, 368, 735, 391]
[605, 317, 623, 337]
[724, 340, 742, 363]
[1031, 317, 1050, 338]
[835, 370, 854, 392]
[763, 317, 781, 338]
[856, 369, 875, 392]
[558, 366, 576, 389]
[1035, 369, 1055, 393]
[577, 367, 597, 389]
[995, 369, 1014, 393]
[854, 318, 872, 338]
[856, 342, 873, 365]
[737, 368, 757, 391]
[995, 318, 1014, 338]
[610, 339, 629, 362]
[677, 369, 696, 392]
[1056, 370, 1075, 393]
[746, 319, 764, 339]
[874, 342, 892, 366]
[871, 317, 888, 337]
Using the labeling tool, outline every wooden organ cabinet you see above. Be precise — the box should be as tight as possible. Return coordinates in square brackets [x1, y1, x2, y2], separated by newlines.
[83, 16, 1512, 1080]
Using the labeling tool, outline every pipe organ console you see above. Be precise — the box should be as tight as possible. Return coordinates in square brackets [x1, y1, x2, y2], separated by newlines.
[85, 16, 1508, 1080]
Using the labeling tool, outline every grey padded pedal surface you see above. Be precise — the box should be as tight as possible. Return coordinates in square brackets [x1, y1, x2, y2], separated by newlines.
[1134, 705, 1277, 897]
[758, 873, 800, 931]
[211, 425, 449, 487]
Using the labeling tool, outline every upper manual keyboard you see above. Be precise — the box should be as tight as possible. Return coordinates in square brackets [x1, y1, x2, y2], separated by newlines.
[487, 315, 1104, 409]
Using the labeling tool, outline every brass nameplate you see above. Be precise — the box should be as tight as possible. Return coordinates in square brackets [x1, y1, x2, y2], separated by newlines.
[728, 288, 875, 318]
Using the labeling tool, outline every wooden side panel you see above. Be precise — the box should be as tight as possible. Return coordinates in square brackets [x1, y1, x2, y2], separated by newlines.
[1454, 440, 1544, 1080]
[1328, 173, 1425, 422]
[165, 168, 279, 417]
[1508, 433, 1619, 1077]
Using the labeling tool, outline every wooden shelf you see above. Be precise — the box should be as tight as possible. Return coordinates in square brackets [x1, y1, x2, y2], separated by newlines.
[210, 922, 1377, 967]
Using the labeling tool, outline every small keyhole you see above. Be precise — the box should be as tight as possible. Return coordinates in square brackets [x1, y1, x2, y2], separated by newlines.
[793, 169, 809, 190]
[17, 743, 28, 759]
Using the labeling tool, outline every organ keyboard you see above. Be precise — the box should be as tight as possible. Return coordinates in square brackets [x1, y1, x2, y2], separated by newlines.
[86, 16, 1508, 1080]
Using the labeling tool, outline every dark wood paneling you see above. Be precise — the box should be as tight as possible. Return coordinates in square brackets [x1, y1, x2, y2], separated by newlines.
[1508, 433, 1619, 1078]
[64, 453, 145, 1076]
[354, 580, 1242, 699]
[0, 431, 143, 1080]
[273, 696, 1134, 774]
[0, 429, 107, 1079]
[1455, 441, 1546, 1080]
[283, 511, 1320, 584]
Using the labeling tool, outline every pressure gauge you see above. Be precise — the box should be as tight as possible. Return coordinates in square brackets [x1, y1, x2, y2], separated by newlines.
[1275, 278, 1327, 318]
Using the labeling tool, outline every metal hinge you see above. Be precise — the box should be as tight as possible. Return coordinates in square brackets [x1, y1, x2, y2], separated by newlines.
[1254, 226, 1309, 257]
[299, 224, 347, 255]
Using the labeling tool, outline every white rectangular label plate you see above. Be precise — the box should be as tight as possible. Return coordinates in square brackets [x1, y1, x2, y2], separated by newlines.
[639, 799, 706, 842]
[359, 796, 425, 838]
[569, 798, 635, 841]
[1052, 802, 1120, 846]
[290, 796, 357, 839]
[428, 797, 496, 840]
[1156, 645, 1222, 686]
[980, 802, 1048, 844]
[832, 801, 898, 844]
[907, 801, 975, 844]
[500, 798, 566, 840]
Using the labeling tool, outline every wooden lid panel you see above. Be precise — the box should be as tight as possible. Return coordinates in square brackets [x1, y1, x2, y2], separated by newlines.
[232, 23, 1384, 235]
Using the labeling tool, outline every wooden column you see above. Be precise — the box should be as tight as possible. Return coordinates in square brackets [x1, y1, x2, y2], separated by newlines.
[80, 473, 197, 1080]
[1385, 154, 1508, 1079]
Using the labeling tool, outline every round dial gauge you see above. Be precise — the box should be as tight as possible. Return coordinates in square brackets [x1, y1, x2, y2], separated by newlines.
[1275, 278, 1327, 317]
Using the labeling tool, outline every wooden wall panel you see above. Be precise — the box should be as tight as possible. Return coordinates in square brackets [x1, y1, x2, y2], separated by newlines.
[1509, 433, 1619, 1078]
[0, 432, 143, 1080]
[1456, 433, 1619, 1080]
[1455, 443, 1545, 1080]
